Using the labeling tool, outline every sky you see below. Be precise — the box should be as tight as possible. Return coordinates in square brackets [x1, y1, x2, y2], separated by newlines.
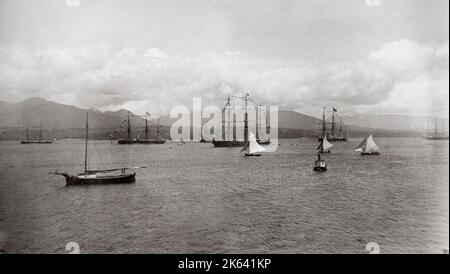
[0, 0, 448, 118]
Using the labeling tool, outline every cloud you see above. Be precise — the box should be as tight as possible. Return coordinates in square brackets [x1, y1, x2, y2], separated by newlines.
[65, 0, 80, 8]
[0, 40, 448, 117]
[144, 48, 169, 59]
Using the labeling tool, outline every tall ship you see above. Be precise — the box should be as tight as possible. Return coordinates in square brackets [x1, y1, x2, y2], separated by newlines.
[423, 118, 449, 140]
[117, 112, 166, 144]
[211, 93, 271, 147]
[317, 107, 347, 142]
[20, 127, 53, 144]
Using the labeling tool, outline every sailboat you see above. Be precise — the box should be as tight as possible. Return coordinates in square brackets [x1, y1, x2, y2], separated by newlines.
[317, 135, 333, 153]
[212, 93, 271, 147]
[177, 138, 186, 145]
[313, 153, 327, 172]
[241, 132, 266, 157]
[118, 112, 166, 144]
[355, 134, 380, 155]
[51, 112, 144, 186]
[423, 118, 449, 140]
[318, 108, 347, 142]
[20, 127, 53, 144]
[137, 113, 166, 144]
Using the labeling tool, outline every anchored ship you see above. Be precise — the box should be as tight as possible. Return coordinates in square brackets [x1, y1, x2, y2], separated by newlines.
[20, 127, 53, 144]
[212, 93, 271, 147]
[317, 107, 347, 142]
[117, 112, 166, 144]
[423, 118, 449, 140]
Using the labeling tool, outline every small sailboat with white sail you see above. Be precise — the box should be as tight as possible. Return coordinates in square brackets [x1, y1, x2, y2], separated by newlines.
[51, 112, 146, 186]
[355, 134, 380, 155]
[241, 132, 266, 157]
[317, 135, 333, 153]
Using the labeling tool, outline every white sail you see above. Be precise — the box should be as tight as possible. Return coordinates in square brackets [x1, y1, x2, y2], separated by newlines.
[322, 135, 334, 150]
[362, 134, 379, 153]
[355, 137, 367, 152]
[248, 132, 266, 154]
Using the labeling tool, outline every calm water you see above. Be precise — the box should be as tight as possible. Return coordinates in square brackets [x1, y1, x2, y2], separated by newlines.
[0, 138, 448, 254]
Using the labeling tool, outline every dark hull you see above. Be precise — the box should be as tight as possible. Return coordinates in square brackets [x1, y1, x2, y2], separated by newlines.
[361, 152, 381, 156]
[314, 160, 327, 172]
[20, 141, 53, 144]
[257, 139, 271, 145]
[245, 153, 261, 157]
[317, 137, 347, 142]
[212, 139, 270, 147]
[118, 139, 136, 144]
[212, 140, 246, 147]
[118, 139, 165, 144]
[65, 172, 136, 186]
[137, 140, 166, 144]
[200, 139, 211, 143]
[423, 137, 449, 140]
[318, 150, 331, 154]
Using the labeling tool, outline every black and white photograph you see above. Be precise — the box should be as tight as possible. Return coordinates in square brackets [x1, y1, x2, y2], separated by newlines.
[0, 0, 448, 259]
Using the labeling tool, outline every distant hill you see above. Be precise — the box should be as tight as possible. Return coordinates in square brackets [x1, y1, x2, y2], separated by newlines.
[0, 97, 432, 140]
[344, 114, 449, 132]
[0, 97, 149, 129]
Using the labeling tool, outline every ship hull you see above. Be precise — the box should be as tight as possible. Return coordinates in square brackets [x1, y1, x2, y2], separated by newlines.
[313, 166, 327, 172]
[317, 137, 347, 142]
[65, 172, 136, 186]
[361, 152, 381, 156]
[212, 139, 270, 147]
[423, 136, 449, 140]
[20, 141, 53, 144]
[117, 139, 136, 144]
[118, 139, 165, 144]
[244, 153, 261, 157]
[137, 140, 166, 144]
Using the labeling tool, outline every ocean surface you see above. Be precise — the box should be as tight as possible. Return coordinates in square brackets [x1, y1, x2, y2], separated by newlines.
[0, 138, 448, 254]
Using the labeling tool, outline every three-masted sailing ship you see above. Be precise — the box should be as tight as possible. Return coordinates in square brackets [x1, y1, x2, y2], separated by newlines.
[423, 118, 449, 140]
[20, 127, 53, 144]
[355, 134, 380, 155]
[117, 112, 166, 144]
[318, 107, 347, 142]
[211, 93, 271, 147]
[51, 112, 144, 185]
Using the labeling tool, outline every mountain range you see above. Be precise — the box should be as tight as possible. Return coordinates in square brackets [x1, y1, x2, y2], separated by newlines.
[0, 97, 442, 140]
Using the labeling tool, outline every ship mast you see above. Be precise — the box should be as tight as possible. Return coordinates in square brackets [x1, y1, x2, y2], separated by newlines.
[127, 114, 131, 140]
[84, 112, 88, 173]
[331, 108, 336, 138]
[322, 109, 326, 138]
[244, 93, 249, 142]
[157, 119, 161, 140]
[144, 115, 148, 140]
[26, 127, 29, 142]
[434, 118, 438, 138]
[39, 128, 42, 142]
